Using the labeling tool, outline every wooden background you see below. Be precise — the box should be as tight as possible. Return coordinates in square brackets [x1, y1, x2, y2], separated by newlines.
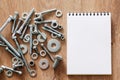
[0, 0, 119, 80]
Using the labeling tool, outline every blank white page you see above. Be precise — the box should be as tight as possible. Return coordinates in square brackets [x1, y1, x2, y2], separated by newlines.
[67, 13, 111, 75]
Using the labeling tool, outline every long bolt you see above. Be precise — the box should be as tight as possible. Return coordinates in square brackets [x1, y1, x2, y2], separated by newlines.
[40, 43, 54, 62]
[13, 38, 32, 74]
[0, 34, 21, 57]
[12, 18, 23, 39]
[20, 19, 31, 39]
[12, 11, 19, 33]
[5, 47, 19, 58]
[1, 65, 22, 75]
[16, 8, 35, 34]
[0, 15, 14, 32]
[29, 25, 33, 55]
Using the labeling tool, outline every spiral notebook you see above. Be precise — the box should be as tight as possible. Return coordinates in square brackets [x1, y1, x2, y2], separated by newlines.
[67, 12, 111, 75]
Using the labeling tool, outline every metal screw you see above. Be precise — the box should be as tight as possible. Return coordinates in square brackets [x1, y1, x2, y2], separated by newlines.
[13, 38, 32, 75]
[0, 34, 21, 57]
[1, 65, 22, 75]
[5, 46, 19, 58]
[20, 19, 31, 39]
[35, 8, 57, 19]
[53, 55, 62, 69]
[12, 18, 23, 39]
[16, 8, 35, 34]
[12, 11, 19, 33]
[29, 24, 33, 55]
[0, 15, 14, 32]
[42, 24, 64, 40]
[40, 43, 54, 62]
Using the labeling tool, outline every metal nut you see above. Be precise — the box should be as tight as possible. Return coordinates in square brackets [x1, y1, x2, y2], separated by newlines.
[40, 50, 46, 57]
[31, 53, 38, 60]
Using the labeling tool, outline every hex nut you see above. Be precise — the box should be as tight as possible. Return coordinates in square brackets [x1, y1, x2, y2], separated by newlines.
[6, 70, 13, 78]
[29, 60, 35, 67]
[33, 39, 39, 46]
[30, 70, 37, 77]
[55, 10, 63, 18]
[31, 53, 38, 60]
[39, 50, 46, 57]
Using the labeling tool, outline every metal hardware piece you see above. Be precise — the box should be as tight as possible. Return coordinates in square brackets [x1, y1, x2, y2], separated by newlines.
[23, 34, 30, 43]
[33, 45, 39, 54]
[32, 24, 38, 34]
[33, 39, 39, 46]
[30, 70, 37, 77]
[40, 43, 54, 62]
[20, 44, 28, 54]
[17, 8, 35, 34]
[31, 53, 38, 60]
[39, 59, 49, 70]
[22, 12, 28, 20]
[20, 19, 31, 39]
[51, 33, 57, 38]
[53, 55, 62, 69]
[43, 24, 65, 40]
[6, 70, 13, 77]
[12, 18, 23, 39]
[12, 11, 19, 33]
[34, 8, 57, 21]
[55, 10, 63, 18]
[1, 65, 22, 75]
[5, 47, 19, 58]
[40, 50, 46, 57]
[0, 15, 14, 32]
[29, 60, 35, 67]
[29, 25, 33, 55]
[13, 38, 32, 76]
[47, 39, 61, 53]
[0, 34, 21, 57]
[0, 67, 3, 73]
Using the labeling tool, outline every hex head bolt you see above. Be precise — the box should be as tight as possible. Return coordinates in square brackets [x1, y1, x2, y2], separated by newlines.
[12, 11, 19, 33]
[16, 8, 35, 34]
[53, 55, 62, 69]
[40, 43, 54, 62]
[0, 34, 21, 57]
[12, 18, 23, 39]
[0, 15, 14, 32]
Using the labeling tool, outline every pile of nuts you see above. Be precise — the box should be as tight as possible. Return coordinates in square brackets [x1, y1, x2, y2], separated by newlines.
[0, 8, 64, 77]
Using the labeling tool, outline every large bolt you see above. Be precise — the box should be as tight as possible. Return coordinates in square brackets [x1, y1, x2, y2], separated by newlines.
[53, 55, 62, 69]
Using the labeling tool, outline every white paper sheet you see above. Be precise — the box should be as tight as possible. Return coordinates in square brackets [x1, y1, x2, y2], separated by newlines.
[67, 13, 111, 75]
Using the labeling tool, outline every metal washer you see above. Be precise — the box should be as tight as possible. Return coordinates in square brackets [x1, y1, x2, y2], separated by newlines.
[39, 59, 49, 70]
[47, 39, 61, 53]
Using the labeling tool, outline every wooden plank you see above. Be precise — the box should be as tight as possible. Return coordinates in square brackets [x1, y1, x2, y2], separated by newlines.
[0, 0, 118, 80]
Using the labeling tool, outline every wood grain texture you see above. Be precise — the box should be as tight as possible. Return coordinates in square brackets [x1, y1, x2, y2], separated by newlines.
[0, 0, 119, 80]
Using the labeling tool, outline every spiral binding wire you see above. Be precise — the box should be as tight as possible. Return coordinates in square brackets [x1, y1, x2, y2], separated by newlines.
[68, 12, 110, 16]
